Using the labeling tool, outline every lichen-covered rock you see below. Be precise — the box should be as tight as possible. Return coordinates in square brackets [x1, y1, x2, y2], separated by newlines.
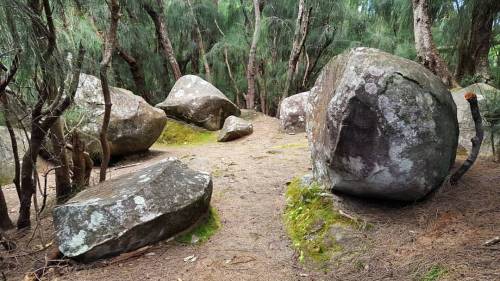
[306, 48, 458, 201]
[0, 127, 29, 185]
[73, 74, 167, 160]
[217, 116, 253, 142]
[53, 158, 212, 261]
[156, 75, 240, 131]
[452, 83, 500, 161]
[279, 91, 309, 133]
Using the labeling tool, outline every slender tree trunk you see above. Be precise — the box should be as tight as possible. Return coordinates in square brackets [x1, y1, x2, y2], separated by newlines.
[144, 1, 182, 81]
[50, 119, 72, 202]
[186, 0, 212, 82]
[1, 98, 21, 200]
[246, 0, 262, 110]
[282, 0, 311, 101]
[224, 46, 242, 107]
[455, 0, 500, 83]
[0, 186, 13, 230]
[99, 0, 120, 183]
[412, 0, 458, 88]
[117, 47, 152, 103]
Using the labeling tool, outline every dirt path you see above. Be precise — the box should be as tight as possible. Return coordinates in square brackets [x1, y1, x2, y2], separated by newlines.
[2, 112, 499, 281]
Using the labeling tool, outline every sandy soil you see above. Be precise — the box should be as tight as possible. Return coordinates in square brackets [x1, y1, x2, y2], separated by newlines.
[1, 112, 499, 281]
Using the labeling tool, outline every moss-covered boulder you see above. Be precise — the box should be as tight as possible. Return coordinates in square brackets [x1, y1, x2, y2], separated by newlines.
[53, 158, 212, 261]
[306, 48, 458, 201]
[155, 75, 240, 131]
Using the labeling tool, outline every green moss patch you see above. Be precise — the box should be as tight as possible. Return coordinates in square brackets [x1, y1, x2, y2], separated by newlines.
[420, 265, 447, 281]
[176, 207, 221, 244]
[154, 119, 217, 146]
[284, 178, 363, 264]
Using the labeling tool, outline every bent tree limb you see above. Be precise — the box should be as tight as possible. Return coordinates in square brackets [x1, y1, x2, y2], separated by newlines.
[450, 92, 484, 185]
[99, 0, 120, 183]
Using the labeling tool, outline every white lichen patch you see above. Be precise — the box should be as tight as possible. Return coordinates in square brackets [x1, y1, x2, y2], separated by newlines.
[89, 211, 105, 231]
[65, 230, 89, 256]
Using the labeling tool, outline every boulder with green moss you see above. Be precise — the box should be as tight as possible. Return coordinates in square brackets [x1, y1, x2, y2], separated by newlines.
[452, 83, 500, 161]
[155, 75, 240, 131]
[217, 116, 253, 142]
[73, 74, 167, 160]
[53, 158, 213, 261]
[306, 48, 458, 201]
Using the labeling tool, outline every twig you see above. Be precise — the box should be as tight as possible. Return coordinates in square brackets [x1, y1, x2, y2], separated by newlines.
[483, 236, 500, 246]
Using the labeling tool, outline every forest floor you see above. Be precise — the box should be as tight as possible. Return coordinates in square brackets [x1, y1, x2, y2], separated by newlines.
[1, 111, 499, 281]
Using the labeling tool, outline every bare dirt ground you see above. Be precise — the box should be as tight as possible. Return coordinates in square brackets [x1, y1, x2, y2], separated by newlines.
[1, 112, 499, 281]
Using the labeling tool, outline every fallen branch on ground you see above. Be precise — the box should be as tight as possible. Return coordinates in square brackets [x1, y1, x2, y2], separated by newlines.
[450, 92, 484, 185]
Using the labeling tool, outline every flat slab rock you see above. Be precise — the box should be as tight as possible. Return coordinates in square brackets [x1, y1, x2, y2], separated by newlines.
[218, 116, 253, 142]
[53, 158, 212, 261]
[279, 91, 309, 133]
[155, 75, 240, 131]
[306, 47, 458, 201]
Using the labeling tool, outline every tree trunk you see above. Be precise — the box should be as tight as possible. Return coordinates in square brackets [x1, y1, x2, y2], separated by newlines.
[412, 0, 458, 88]
[282, 0, 311, 101]
[99, 0, 120, 183]
[186, 0, 212, 82]
[144, 1, 182, 81]
[1, 98, 21, 200]
[117, 47, 152, 103]
[50, 118, 72, 203]
[455, 0, 500, 83]
[0, 186, 13, 230]
[246, 0, 262, 110]
[224, 46, 242, 107]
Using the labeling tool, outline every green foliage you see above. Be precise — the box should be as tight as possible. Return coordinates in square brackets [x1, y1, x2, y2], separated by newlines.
[176, 206, 221, 244]
[284, 178, 360, 264]
[154, 119, 216, 146]
[420, 265, 447, 281]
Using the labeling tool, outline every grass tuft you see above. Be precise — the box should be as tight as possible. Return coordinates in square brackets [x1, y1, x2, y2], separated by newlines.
[154, 119, 216, 146]
[284, 178, 361, 264]
[420, 265, 447, 281]
[176, 207, 221, 244]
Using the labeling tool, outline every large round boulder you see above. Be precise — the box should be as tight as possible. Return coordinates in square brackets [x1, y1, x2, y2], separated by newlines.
[73, 74, 167, 160]
[279, 91, 309, 133]
[0, 126, 29, 185]
[306, 48, 459, 201]
[53, 158, 212, 261]
[452, 83, 500, 161]
[155, 75, 240, 131]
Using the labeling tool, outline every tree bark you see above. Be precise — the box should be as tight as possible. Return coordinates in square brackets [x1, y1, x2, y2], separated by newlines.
[117, 47, 152, 103]
[282, 0, 311, 101]
[224, 46, 242, 107]
[245, 0, 262, 109]
[49, 119, 72, 202]
[0, 97, 21, 200]
[99, 0, 120, 183]
[186, 0, 212, 82]
[412, 0, 458, 88]
[450, 92, 483, 185]
[455, 0, 500, 83]
[144, 0, 182, 81]
[0, 186, 13, 230]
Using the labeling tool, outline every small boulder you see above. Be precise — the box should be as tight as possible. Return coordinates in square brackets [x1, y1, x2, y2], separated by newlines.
[279, 91, 309, 133]
[73, 74, 167, 160]
[53, 158, 212, 261]
[0, 127, 29, 185]
[217, 116, 253, 142]
[156, 75, 240, 131]
[306, 48, 458, 201]
[452, 83, 500, 161]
